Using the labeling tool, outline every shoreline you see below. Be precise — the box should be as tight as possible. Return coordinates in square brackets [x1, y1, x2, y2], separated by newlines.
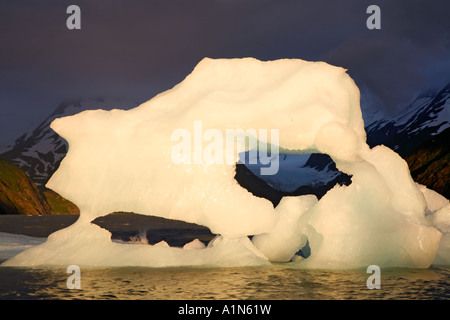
[0, 214, 79, 238]
[0, 213, 215, 247]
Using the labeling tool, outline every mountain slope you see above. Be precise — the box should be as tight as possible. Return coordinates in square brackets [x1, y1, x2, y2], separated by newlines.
[405, 127, 449, 198]
[366, 83, 450, 157]
[0, 158, 53, 215]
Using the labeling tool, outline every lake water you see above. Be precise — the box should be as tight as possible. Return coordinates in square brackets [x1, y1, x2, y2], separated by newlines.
[0, 214, 449, 300]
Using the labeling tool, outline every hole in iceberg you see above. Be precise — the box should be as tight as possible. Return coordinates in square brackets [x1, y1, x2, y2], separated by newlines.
[235, 152, 352, 207]
[296, 240, 311, 259]
[91, 212, 215, 248]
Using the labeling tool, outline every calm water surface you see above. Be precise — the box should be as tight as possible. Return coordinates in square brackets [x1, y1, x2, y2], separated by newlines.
[1, 263, 449, 300]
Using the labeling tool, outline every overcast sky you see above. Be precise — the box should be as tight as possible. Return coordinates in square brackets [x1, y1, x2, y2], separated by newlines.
[1, 0, 449, 149]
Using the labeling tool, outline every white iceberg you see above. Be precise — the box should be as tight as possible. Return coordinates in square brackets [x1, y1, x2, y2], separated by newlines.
[2, 57, 447, 269]
[418, 184, 450, 266]
[0, 232, 46, 261]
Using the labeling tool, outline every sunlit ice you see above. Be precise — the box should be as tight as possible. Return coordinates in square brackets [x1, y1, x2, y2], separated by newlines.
[2, 57, 449, 269]
[171, 120, 280, 176]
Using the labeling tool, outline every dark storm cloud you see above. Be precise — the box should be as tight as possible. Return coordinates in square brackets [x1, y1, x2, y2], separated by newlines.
[323, 0, 450, 114]
[0, 0, 449, 146]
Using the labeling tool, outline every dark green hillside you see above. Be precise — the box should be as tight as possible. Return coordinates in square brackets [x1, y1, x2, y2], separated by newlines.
[0, 158, 53, 215]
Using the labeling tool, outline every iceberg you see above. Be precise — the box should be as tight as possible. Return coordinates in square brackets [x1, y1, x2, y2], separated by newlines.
[418, 184, 450, 266]
[2, 57, 447, 268]
[0, 232, 46, 261]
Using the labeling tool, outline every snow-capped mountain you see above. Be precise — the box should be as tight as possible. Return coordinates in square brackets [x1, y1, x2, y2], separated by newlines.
[244, 153, 346, 193]
[242, 152, 350, 190]
[365, 83, 450, 157]
[236, 152, 352, 206]
[0, 98, 137, 189]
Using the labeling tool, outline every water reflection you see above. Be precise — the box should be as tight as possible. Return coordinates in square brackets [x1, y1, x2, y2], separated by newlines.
[1, 264, 449, 300]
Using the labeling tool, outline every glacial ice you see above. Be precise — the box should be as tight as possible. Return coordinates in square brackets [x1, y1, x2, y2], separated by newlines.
[2, 57, 448, 268]
[418, 184, 450, 266]
[0, 232, 46, 261]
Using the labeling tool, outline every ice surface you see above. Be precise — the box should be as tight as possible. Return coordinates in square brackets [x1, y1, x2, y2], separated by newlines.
[2, 57, 448, 268]
[252, 195, 317, 262]
[418, 185, 450, 266]
[0, 232, 46, 261]
[2, 219, 268, 267]
[417, 183, 449, 215]
[183, 239, 206, 250]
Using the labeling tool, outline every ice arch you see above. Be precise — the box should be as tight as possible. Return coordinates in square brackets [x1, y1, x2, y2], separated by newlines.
[2, 58, 443, 268]
[235, 152, 352, 207]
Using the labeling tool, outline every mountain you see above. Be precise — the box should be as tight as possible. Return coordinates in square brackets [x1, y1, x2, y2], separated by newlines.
[236, 153, 352, 207]
[0, 98, 137, 189]
[363, 82, 449, 198]
[365, 83, 450, 157]
[405, 127, 449, 199]
[0, 158, 53, 215]
[43, 189, 80, 214]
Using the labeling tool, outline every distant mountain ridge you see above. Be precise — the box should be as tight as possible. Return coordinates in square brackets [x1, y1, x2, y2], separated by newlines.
[365, 83, 450, 157]
[364, 83, 449, 198]
[405, 127, 449, 198]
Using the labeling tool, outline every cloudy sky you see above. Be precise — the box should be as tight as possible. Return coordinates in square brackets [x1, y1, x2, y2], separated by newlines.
[0, 0, 449, 149]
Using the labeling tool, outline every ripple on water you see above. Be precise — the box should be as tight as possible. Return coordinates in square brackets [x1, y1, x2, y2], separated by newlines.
[0, 265, 449, 300]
